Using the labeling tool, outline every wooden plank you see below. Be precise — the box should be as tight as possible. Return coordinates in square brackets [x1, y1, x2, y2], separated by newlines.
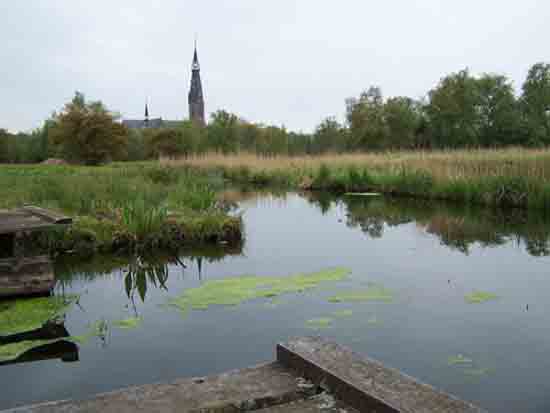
[277, 337, 486, 413]
[21, 205, 72, 225]
[0, 256, 55, 298]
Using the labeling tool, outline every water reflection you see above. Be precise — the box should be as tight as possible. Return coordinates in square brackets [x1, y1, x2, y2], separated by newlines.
[305, 193, 550, 256]
[54, 244, 244, 296]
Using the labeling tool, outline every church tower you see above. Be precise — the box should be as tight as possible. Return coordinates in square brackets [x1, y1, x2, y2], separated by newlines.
[188, 43, 205, 126]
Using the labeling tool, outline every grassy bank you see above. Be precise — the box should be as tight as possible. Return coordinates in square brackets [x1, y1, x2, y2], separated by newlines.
[1, 163, 242, 256]
[164, 149, 550, 210]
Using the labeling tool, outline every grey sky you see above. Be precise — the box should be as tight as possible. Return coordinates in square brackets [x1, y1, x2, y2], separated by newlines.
[2, 1, 549, 133]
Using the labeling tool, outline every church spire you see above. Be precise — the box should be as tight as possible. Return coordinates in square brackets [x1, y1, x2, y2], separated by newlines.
[188, 40, 205, 126]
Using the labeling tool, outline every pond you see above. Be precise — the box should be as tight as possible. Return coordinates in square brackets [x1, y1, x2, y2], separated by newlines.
[2, 191, 550, 412]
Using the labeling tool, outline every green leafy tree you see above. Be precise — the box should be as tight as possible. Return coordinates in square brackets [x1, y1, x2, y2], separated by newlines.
[384, 97, 422, 149]
[346, 86, 387, 150]
[0, 129, 10, 163]
[426, 69, 481, 148]
[312, 117, 346, 153]
[521, 63, 550, 146]
[49, 92, 129, 165]
[477, 74, 521, 146]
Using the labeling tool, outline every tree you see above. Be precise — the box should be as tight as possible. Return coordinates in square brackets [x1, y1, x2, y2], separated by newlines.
[521, 62, 550, 146]
[0, 129, 10, 163]
[346, 86, 387, 150]
[384, 97, 422, 149]
[207, 110, 241, 154]
[477, 74, 521, 146]
[49, 92, 128, 165]
[312, 117, 346, 154]
[426, 69, 482, 148]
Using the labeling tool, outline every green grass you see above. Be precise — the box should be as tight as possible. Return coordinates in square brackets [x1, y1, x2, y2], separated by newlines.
[0, 162, 242, 255]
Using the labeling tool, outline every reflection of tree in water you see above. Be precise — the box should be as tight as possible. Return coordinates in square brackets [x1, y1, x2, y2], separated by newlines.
[344, 198, 414, 238]
[54, 244, 244, 303]
[336, 195, 550, 256]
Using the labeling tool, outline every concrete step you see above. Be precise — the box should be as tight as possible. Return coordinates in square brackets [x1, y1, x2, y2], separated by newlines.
[256, 394, 359, 412]
[4, 363, 317, 413]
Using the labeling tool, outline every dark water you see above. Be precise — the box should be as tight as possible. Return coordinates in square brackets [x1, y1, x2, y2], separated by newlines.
[3, 192, 550, 412]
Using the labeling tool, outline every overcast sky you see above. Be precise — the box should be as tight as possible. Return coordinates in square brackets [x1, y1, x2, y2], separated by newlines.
[2, 1, 549, 133]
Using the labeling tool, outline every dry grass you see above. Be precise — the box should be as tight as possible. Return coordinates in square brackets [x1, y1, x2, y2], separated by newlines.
[163, 148, 550, 182]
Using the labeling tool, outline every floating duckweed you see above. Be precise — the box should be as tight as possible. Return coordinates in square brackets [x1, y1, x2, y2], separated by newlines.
[0, 296, 78, 336]
[367, 316, 381, 325]
[0, 339, 62, 362]
[463, 368, 491, 377]
[306, 318, 333, 329]
[332, 310, 353, 318]
[328, 286, 393, 303]
[112, 317, 142, 330]
[448, 354, 474, 366]
[167, 268, 350, 315]
[465, 291, 499, 304]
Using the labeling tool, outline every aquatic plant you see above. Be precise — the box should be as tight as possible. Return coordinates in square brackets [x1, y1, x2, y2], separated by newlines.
[0, 339, 63, 362]
[0, 296, 77, 336]
[331, 309, 353, 318]
[367, 315, 381, 325]
[328, 285, 394, 303]
[447, 354, 474, 366]
[465, 291, 499, 304]
[167, 267, 350, 315]
[112, 317, 142, 330]
[305, 318, 333, 329]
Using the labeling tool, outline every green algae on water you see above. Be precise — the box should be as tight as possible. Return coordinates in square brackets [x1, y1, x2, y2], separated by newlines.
[331, 309, 353, 318]
[328, 285, 393, 304]
[367, 315, 381, 325]
[112, 317, 142, 330]
[447, 354, 474, 366]
[0, 296, 78, 336]
[465, 291, 499, 304]
[167, 268, 350, 315]
[0, 339, 63, 362]
[463, 367, 491, 377]
[305, 318, 333, 329]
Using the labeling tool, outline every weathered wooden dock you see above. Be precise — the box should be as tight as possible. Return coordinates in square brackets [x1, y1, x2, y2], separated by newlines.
[2, 337, 486, 413]
[0, 206, 72, 298]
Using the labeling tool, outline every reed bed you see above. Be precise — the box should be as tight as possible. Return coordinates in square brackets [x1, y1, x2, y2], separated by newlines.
[164, 148, 550, 182]
[163, 149, 550, 210]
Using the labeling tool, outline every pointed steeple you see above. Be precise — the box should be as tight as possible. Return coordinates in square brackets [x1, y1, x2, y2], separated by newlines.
[188, 39, 205, 126]
[192, 39, 200, 71]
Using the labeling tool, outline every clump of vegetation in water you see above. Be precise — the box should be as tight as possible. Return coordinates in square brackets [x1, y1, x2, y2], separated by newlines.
[167, 268, 350, 315]
[367, 315, 381, 325]
[465, 291, 499, 304]
[0, 296, 77, 336]
[331, 309, 353, 318]
[0, 339, 64, 362]
[328, 285, 394, 303]
[448, 354, 474, 366]
[112, 317, 142, 330]
[305, 318, 333, 330]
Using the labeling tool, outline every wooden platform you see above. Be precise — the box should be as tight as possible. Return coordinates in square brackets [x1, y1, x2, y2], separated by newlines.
[0, 256, 54, 298]
[0, 206, 72, 235]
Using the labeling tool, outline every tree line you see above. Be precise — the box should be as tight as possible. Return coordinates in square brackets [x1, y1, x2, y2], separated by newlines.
[2, 62, 550, 164]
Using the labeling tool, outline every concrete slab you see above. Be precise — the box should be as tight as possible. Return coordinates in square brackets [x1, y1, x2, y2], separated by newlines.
[277, 337, 486, 413]
[256, 394, 359, 412]
[4, 363, 317, 413]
